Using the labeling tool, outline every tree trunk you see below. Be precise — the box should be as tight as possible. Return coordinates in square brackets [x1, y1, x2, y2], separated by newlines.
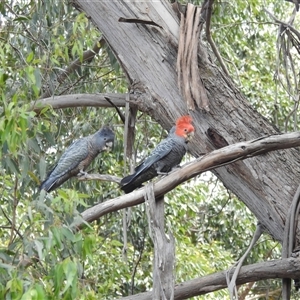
[72, 0, 300, 242]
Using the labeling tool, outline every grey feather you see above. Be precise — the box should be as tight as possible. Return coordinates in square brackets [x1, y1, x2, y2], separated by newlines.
[120, 127, 187, 193]
[40, 126, 114, 192]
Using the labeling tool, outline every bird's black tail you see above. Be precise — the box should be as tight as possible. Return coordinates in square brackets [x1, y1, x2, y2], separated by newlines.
[120, 174, 138, 194]
[39, 177, 57, 193]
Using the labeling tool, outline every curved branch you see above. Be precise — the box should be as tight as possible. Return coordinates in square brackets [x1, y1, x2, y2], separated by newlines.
[118, 257, 300, 300]
[282, 184, 300, 299]
[72, 131, 300, 232]
[77, 173, 121, 184]
[264, 8, 300, 39]
[31, 93, 136, 113]
[226, 223, 264, 299]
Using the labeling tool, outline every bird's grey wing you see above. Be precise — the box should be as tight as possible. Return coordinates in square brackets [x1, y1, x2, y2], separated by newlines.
[134, 139, 175, 177]
[49, 138, 89, 179]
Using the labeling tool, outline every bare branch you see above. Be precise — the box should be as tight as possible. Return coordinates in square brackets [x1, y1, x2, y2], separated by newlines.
[282, 184, 300, 299]
[226, 223, 264, 299]
[118, 258, 300, 300]
[104, 96, 125, 123]
[77, 173, 121, 184]
[31, 93, 136, 113]
[72, 131, 300, 231]
[264, 9, 300, 38]
[205, 0, 230, 77]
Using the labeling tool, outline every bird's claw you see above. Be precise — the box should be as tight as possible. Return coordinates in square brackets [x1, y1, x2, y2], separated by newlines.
[157, 166, 181, 177]
[157, 171, 168, 176]
[171, 165, 181, 172]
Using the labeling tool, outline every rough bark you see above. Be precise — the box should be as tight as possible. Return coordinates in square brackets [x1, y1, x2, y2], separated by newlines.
[71, 0, 300, 243]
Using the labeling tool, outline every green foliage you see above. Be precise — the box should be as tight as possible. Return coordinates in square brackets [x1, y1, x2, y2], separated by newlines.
[208, 0, 300, 131]
[165, 179, 282, 299]
[0, 1, 128, 298]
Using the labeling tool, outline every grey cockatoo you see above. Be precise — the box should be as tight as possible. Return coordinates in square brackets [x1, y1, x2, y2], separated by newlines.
[120, 116, 195, 194]
[40, 126, 115, 192]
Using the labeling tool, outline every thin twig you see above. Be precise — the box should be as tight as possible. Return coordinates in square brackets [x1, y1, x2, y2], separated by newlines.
[205, 0, 230, 77]
[226, 223, 264, 300]
[9, 178, 18, 245]
[104, 96, 125, 123]
[265, 7, 300, 132]
[130, 238, 145, 295]
[122, 94, 131, 262]
[264, 9, 300, 40]
[282, 184, 300, 300]
[39, 38, 105, 99]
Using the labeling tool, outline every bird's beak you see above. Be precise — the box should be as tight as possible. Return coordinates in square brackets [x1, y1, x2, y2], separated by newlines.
[103, 141, 114, 151]
[186, 131, 195, 141]
[106, 141, 113, 148]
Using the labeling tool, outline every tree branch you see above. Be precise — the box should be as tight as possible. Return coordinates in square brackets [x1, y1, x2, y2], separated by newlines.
[226, 223, 264, 299]
[31, 93, 136, 113]
[282, 184, 300, 299]
[77, 173, 121, 184]
[205, 0, 230, 77]
[72, 131, 300, 233]
[118, 257, 300, 300]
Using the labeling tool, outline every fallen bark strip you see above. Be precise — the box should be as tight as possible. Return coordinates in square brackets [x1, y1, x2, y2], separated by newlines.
[72, 131, 300, 228]
[145, 184, 175, 300]
[31, 93, 135, 113]
[119, 257, 300, 300]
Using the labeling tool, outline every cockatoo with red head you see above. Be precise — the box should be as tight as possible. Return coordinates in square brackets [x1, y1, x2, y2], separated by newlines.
[120, 116, 195, 193]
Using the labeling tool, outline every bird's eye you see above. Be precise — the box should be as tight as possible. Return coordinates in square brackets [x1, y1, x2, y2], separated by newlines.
[184, 128, 188, 132]
[104, 137, 107, 141]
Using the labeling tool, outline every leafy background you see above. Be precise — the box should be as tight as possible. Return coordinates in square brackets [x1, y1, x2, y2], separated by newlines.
[0, 0, 299, 299]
